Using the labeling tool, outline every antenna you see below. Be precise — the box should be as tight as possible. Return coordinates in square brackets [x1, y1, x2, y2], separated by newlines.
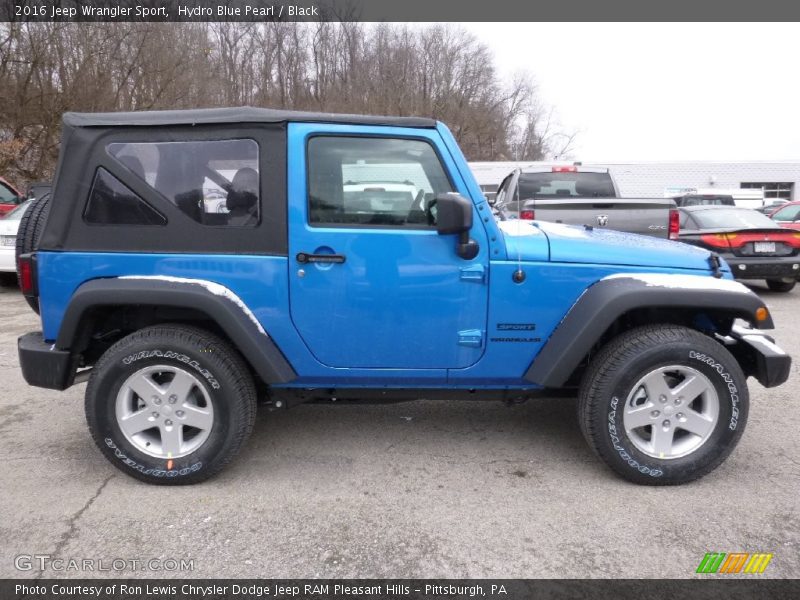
[513, 170, 525, 283]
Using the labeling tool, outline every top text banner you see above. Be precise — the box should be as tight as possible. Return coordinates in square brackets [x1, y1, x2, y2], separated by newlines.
[4, 0, 800, 22]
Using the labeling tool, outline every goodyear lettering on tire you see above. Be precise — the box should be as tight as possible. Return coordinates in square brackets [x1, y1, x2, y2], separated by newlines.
[105, 438, 202, 477]
[607, 397, 663, 477]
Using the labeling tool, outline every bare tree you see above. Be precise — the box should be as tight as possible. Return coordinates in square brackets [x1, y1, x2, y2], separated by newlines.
[0, 22, 576, 187]
[511, 104, 578, 161]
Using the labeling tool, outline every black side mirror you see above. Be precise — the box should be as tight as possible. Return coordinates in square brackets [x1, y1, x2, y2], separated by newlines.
[434, 193, 479, 260]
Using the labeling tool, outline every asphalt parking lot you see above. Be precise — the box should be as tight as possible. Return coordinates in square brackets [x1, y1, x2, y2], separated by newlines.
[1, 280, 798, 579]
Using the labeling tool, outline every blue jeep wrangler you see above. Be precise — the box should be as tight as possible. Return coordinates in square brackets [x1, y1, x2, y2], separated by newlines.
[16, 107, 790, 485]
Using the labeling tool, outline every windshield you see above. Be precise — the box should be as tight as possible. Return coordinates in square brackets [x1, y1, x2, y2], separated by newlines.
[518, 172, 615, 199]
[771, 204, 800, 222]
[690, 208, 777, 230]
[0, 181, 19, 203]
[3, 199, 33, 220]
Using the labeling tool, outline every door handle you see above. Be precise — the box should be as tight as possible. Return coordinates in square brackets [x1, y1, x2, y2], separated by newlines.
[296, 252, 346, 264]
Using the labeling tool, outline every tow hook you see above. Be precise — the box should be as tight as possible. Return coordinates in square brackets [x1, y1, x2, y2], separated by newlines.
[708, 253, 723, 278]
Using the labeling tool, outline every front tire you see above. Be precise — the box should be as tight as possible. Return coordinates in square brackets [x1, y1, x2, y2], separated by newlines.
[578, 325, 748, 485]
[85, 325, 257, 484]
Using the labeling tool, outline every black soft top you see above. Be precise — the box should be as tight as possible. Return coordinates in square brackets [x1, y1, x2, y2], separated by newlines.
[63, 106, 437, 129]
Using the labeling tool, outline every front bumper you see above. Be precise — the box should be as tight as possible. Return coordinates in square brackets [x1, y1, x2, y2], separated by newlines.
[725, 324, 791, 388]
[18, 332, 76, 390]
[726, 256, 800, 280]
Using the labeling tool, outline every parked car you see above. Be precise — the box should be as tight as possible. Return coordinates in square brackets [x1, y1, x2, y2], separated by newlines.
[0, 177, 24, 216]
[668, 187, 765, 210]
[673, 194, 735, 207]
[768, 201, 800, 229]
[678, 205, 800, 292]
[755, 199, 789, 214]
[494, 165, 679, 239]
[15, 107, 789, 486]
[0, 199, 34, 276]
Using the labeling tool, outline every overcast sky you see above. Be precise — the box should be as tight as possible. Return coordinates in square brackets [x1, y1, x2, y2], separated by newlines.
[458, 22, 800, 162]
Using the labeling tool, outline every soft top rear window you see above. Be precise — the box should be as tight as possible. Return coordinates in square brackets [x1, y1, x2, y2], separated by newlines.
[108, 139, 260, 227]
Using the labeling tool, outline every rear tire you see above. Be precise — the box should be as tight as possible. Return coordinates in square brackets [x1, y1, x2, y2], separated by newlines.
[85, 324, 257, 485]
[15, 193, 51, 313]
[578, 325, 748, 485]
[766, 279, 795, 293]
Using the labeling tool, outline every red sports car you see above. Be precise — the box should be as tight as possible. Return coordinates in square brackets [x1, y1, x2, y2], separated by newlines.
[769, 201, 800, 231]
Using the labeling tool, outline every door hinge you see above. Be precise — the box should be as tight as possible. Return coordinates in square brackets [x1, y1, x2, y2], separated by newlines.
[458, 329, 484, 348]
[459, 264, 485, 283]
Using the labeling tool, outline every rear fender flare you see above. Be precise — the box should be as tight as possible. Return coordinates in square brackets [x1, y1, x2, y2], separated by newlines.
[56, 276, 296, 384]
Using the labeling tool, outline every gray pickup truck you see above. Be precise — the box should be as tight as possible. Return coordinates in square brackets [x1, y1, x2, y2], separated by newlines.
[494, 165, 679, 239]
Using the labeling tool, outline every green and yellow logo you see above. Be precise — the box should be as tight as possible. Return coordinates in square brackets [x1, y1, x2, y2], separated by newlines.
[696, 552, 773, 574]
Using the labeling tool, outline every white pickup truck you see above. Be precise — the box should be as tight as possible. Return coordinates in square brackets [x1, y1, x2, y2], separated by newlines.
[494, 165, 679, 239]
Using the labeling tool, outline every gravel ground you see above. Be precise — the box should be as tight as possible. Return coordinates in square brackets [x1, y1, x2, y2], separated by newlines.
[0, 278, 798, 579]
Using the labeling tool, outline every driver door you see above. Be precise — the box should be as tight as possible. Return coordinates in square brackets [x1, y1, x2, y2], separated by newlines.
[287, 123, 489, 370]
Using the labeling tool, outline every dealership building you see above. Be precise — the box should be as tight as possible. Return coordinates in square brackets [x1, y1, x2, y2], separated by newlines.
[469, 160, 800, 202]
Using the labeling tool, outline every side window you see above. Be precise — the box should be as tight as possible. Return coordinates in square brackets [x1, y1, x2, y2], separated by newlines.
[307, 136, 454, 227]
[107, 139, 260, 227]
[84, 168, 166, 226]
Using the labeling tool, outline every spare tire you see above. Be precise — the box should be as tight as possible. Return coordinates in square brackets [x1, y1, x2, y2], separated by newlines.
[15, 193, 51, 313]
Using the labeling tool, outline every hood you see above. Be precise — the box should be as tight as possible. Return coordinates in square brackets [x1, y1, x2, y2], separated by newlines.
[499, 220, 717, 271]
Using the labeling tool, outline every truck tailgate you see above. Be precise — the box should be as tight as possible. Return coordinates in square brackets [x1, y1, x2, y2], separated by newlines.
[530, 198, 676, 238]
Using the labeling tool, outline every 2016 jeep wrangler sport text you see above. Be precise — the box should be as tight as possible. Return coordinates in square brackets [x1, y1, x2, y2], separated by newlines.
[16, 107, 791, 485]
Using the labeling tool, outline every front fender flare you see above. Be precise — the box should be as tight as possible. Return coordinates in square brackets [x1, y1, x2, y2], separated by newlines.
[524, 273, 772, 388]
[57, 276, 297, 384]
